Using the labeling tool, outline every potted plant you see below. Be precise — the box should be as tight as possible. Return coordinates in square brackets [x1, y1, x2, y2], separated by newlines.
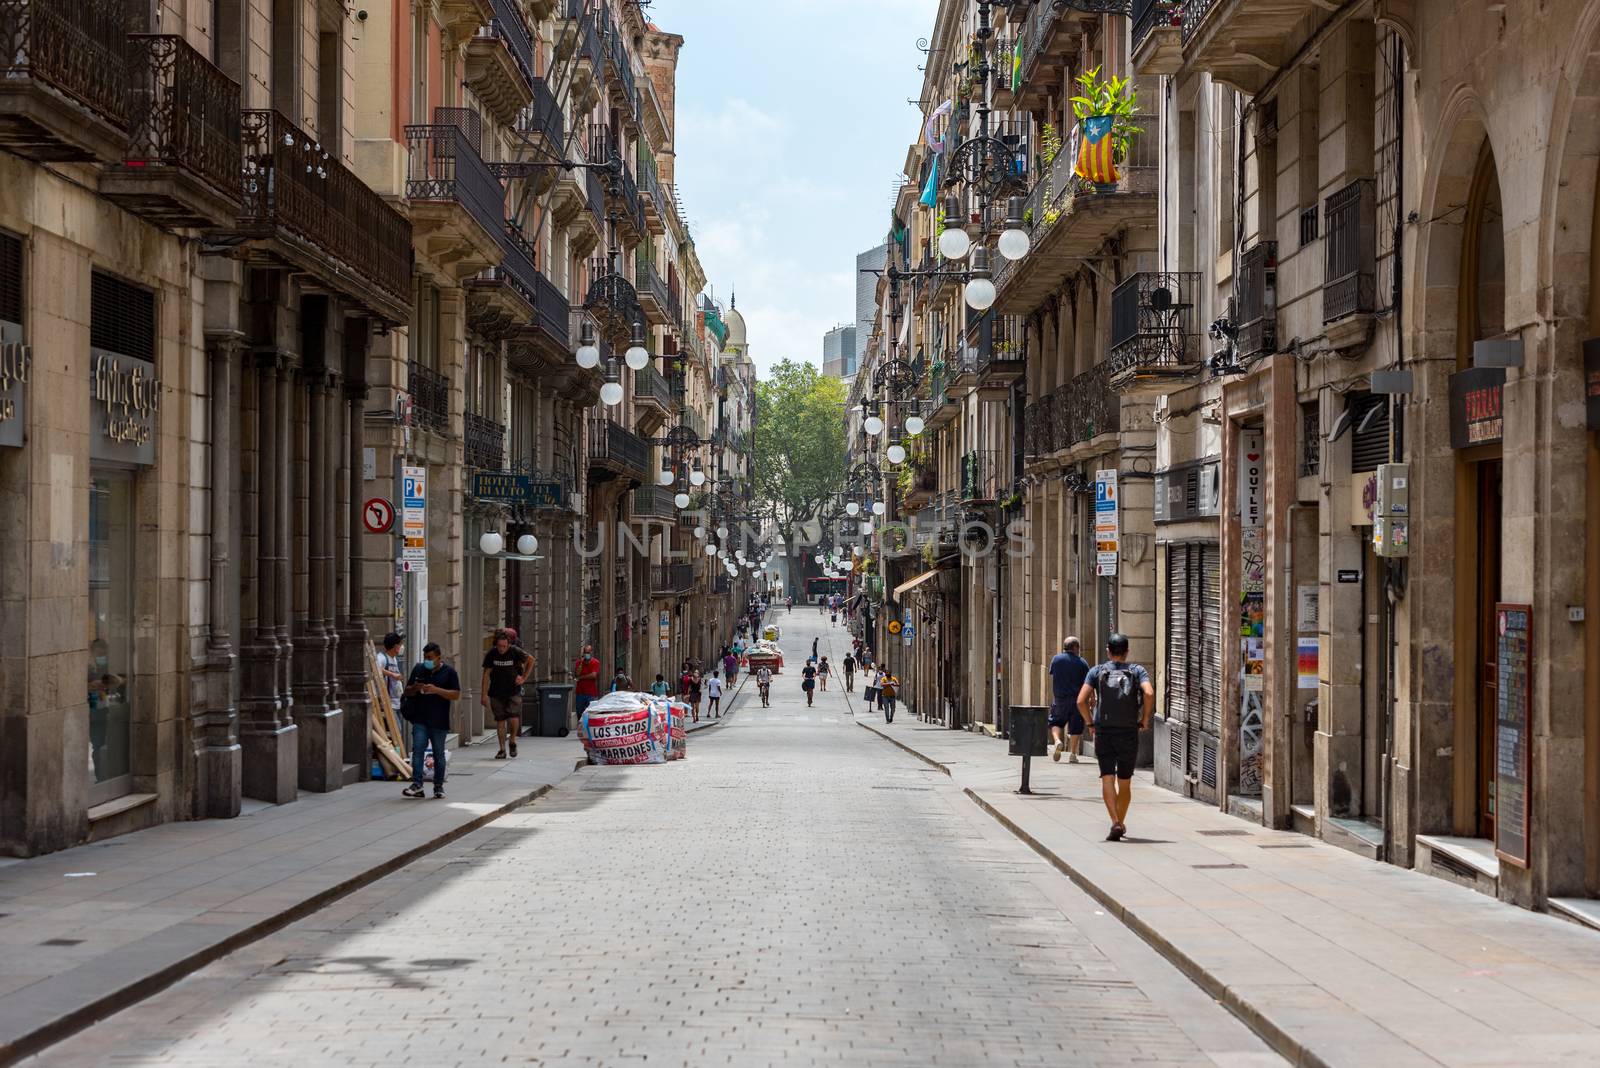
[1069, 66, 1143, 193]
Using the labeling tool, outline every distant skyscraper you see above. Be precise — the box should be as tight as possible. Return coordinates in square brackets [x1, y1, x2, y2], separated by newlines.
[855, 244, 887, 371]
[822, 324, 856, 380]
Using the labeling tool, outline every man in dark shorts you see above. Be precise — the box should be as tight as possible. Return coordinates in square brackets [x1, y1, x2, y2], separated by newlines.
[482, 629, 532, 759]
[801, 660, 816, 706]
[1047, 637, 1090, 763]
[1077, 633, 1154, 842]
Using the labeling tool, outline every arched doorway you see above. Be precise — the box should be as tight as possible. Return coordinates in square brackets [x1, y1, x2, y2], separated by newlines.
[1450, 141, 1506, 843]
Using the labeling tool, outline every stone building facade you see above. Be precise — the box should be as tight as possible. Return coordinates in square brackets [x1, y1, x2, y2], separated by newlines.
[0, 0, 744, 857]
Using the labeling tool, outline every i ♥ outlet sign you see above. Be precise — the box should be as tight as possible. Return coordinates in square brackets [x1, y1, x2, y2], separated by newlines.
[1239, 428, 1265, 529]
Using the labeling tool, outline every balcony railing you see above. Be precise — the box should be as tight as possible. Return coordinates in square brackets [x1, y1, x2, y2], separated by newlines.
[1181, 0, 1220, 44]
[637, 256, 670, 317]
[464, 411, 505, 470]
[1237, 241, 1278, 360]
[487, 0, 534, 87]
[1107, 272, 1201, 388]
[121, 35, 242, 202]
[1323, 178, 1376, 323]
[587, 416, 650, 481]
[239, 109, 413, 312]
[405, 116, 506, 242]
[959, 450, 999, 503]
[1019, 0, 1131, 87]
[653, 563, 694, 596]
[1024, 394, 1055, 458]
[487, 222, 539, 306]
[1059, 363, 1121, 448]
[408, 361, 449, 433]
[633, 363, 674, 410]
[0, 0, 136, 151]
[525, 76, 563, 150]
[633, 485, 677, 519]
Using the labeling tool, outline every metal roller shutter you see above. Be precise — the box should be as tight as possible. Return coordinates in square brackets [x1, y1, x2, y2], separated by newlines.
[1198, 542, 1222, 737]
[1165, 545, 1191, 723]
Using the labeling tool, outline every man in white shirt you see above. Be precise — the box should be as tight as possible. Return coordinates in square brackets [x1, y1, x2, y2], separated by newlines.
[756, 665, 772, 706]
[704, 672, 725, 718]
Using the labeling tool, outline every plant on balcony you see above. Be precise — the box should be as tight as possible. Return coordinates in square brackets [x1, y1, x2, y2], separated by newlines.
[1070, 67, 1143, 191]
[1039, 123, 1064, 168]
[998, 490, 1023, 512]
[920, 540, 938, 569]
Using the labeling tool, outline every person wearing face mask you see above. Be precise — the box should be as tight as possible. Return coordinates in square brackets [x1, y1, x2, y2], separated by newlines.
[401, 642, 460, 799]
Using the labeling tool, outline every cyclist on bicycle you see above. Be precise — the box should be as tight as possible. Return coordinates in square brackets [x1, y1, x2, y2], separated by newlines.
[756, 665, 772, 707]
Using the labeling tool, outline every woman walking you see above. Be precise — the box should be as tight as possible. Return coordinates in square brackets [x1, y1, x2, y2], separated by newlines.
[818, 656, 830, 691]
[801, 660, 817, 707]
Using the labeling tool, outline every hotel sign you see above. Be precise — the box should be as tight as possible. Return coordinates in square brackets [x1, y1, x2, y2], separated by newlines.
[471, 472, 566, 509]
[91, 349, 160, 464]
[1448, 366, 1505, 449]
[0, 324, 28, 448]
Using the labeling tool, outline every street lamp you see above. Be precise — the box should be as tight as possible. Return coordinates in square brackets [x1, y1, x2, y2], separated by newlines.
[575, 320, 601, 369]
[938, 196, 972, 261]
[624, 320, 651, 371]
[516, 533, 539, 555]
[479, 530, 504, 555]
[998, 195, 1031, 261]
[964, 247, 996, 311]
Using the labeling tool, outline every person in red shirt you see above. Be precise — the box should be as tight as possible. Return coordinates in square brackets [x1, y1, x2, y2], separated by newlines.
[573, 643, 601, 719]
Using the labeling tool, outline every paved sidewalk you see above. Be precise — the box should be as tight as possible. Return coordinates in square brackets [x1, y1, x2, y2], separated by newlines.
[0, 733, 583, 1065]
[855, 714, 1600, 1068]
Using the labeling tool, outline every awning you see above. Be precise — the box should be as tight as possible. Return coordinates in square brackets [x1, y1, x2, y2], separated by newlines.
[893, 569, 940, 602]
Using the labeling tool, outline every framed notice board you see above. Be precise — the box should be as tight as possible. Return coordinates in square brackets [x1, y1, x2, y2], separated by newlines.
[1494, 603, 1533, 868]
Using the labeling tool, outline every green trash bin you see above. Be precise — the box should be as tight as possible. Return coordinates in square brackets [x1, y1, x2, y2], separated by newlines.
[530, 683, 572, 737]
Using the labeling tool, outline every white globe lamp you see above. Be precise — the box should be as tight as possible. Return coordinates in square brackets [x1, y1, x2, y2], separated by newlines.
[886, 444, 907, 465]
[479, 531, 504, 556]
[516, 534, 538, 556]
[674, 492, 691, 509]
[600, 380, 624, 406]
[863, 415, 884, 437]
[964, 277, 997, 311]
[905, 415, 926, 436]
[846, 501, 860, 516]
[938, 225, 972, 261]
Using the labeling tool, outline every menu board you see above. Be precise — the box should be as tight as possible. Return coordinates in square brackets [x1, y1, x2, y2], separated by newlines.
[1494, 603, 1532, 868]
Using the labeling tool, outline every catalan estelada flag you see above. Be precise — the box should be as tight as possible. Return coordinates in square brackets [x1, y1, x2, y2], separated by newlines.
[1075, 115, 1118, 185]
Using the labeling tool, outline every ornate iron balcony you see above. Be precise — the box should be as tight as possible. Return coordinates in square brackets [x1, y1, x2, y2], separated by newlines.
[959, 449, 999, 503]
[587, 415, 650, 482]
[632, 484, 676, 519]
[464, 410, 506, 470]
[407, 361, 450, 433]
[405, 112, 506, 243]
[1324, 179, 1376, 323]
[633, 363, 674, 411]
[0, 0, 135, 160]
[1237, 241, 1278, 360]
[1107, 271, 1201, 391]
[239, 109, 413, 316]
[652, 563, 694, 596]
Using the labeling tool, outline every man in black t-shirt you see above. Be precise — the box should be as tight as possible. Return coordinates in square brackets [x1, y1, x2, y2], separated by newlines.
[842, 653, 856, 693]
[403, 643, 461, 799]
[1077, 633, 1154, 842]
[481, 628, 532, 760]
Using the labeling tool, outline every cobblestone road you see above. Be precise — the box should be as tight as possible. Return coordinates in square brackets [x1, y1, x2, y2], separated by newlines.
[24, 612, 1277, 1068]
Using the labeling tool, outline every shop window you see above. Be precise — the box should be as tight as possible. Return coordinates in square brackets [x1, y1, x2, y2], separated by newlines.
[88, 471, 135, 803]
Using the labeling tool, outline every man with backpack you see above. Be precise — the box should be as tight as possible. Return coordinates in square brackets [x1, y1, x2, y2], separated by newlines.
[1076, 633, 1154, 842]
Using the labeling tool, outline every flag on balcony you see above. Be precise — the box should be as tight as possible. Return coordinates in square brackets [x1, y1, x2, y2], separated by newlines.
[920, 155, 940, 208]
[1012, 42, 1022, 94]
[1075, 116, 1118, 185]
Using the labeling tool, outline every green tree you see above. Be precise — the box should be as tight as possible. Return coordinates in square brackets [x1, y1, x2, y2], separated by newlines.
[754, 360, 847, 575]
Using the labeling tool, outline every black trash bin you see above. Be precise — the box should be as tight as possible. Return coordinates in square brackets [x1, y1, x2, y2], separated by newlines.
[530, 683, 572, 737]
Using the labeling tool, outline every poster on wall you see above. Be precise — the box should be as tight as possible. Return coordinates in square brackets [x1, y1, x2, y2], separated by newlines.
[1238, 428, 1265, 528]
[1494, 603, 1533, 868]
[1237, 521, 1267, 796]
[1297, 638, 1319, 690]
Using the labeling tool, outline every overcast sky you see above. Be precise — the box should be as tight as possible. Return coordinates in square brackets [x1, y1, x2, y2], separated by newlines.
[654, 0, 933, 377]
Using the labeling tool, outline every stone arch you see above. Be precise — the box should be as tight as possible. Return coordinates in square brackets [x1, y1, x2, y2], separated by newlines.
[1412, 87, 1495, 366]
[1534, 0, 1600, 899]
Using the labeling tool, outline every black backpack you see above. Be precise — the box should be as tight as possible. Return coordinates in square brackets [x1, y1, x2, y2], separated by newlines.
[1093, 663, 1145, 729]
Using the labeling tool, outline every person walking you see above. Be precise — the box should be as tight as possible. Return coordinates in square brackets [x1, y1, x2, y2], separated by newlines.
[1076, 633, 1154, 842]
[722, 649, 738, 688]
[481, 628, 532, 760]
[842, 651, 856, 693]
[801, 659, 817, 706]
[401, 642, 460, 799]
[705, 672, 724, 717]
[689, 670, 703, 722]
[649, 673, 670, 697]
[817, 655, 830, 691]
[756, 664, 772, 706]
[573, 643, 601, 719]
[1047, 636, 1091, 764]
[878, 669, 899, 723]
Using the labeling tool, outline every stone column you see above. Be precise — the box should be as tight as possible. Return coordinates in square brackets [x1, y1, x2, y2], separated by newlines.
[294, 359, 342, 792]
[338, 319, 372, 780]
[241, 354, 297, 804]
[197, 332, 243, 818]
[276, 362, 295, 709]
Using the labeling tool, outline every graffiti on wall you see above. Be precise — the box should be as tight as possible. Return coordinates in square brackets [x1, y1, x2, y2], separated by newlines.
[1238, 525, 1266, 796]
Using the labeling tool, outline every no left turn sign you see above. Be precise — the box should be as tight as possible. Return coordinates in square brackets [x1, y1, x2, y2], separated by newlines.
[362, 497, 395, 535]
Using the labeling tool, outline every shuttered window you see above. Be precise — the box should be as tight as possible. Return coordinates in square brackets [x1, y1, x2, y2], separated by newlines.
[1166, 541, 1223, 736]
[90, 272, 156, 361]
[1349, 393, 1390, 473]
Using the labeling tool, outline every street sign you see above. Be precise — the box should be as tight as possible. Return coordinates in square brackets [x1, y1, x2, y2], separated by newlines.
[1094, 469, 1119, 576]
[362, 497, 395, 534]
[401, 465, 427, 567]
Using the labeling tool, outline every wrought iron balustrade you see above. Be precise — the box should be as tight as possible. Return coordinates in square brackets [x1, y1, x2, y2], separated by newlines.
[405, 115, 506, 242]
[652, 563, 694, 595]
[632, 485, 676, 519]
[959, 449, 999, 503]
[1323, 178, 1376, 323]
[587, 415, 650, 480]
[0, 0, 136, 136]
[239, 109, 413, 310]
[524, 76, 563, 149]
[1024, 395, 1055, 457]
[633, 363, 674, 409]
[487, 222, 539, 306]
[1237, 240, 1278, 359]
[123, 35, 242, 199]
[1107, 271, 1201, 383]
[1133, 0, 1183, 52]
[1181, 0, 1219, 43]
[485, 0, 534, 87]
[1058, 363, 1121, 447]
[408, 360, 449, 432]
[464, 410, 505, 470]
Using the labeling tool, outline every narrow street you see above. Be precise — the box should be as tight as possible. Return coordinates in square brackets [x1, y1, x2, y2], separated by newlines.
[23, 611, 1274, 1067]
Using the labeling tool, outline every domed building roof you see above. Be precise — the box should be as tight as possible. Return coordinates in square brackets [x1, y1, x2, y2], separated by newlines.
[723, 292, 747, 348]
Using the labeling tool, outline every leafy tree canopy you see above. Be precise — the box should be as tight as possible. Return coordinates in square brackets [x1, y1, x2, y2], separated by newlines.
[754, 360, 846, 557]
